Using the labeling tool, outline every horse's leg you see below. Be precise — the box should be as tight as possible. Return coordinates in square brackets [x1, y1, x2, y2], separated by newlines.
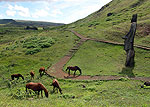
[68, 69, 70, 76]
[17, 77, 19, 80]
[26, 87, 28, 92]
[53, 86, 55, 93]
[41, 90, 43, 97]
[38, 91, 40, 98]
[29, 90, 32, 97]
[40, 72, 42, 77]
[74, 70, 76, 76]
[57, 88, 58, 93]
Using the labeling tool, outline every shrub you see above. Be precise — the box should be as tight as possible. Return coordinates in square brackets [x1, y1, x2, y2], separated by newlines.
[22, 36, 55, 55]
[25, 48, 41, 55]
[11, 88, 26, 100]
[40, 43, 52, 48]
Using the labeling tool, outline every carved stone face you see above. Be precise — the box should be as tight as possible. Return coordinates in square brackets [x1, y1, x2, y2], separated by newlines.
[131, 14, 137, 23]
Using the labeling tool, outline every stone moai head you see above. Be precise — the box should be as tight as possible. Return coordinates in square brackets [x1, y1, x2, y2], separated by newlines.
[131, 14, 137, 23]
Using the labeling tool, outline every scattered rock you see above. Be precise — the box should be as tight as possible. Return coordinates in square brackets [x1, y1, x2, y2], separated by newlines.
[107, 13, 113, 17]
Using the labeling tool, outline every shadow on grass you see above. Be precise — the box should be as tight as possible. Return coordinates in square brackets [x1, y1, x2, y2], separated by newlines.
[119, 67, 135, 78]
[64, 74, 81, 79]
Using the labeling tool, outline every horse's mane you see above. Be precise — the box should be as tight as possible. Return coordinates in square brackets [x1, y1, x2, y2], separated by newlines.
[75, 66, 81, 71]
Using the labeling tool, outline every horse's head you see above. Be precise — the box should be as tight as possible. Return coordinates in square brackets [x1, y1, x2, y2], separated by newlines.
[21, 76, 24, 80]
[40, 83, 48, 98]
[45, 91, 49, 98]
[19, 74, 24, 80]
[75, 66, 82, 73]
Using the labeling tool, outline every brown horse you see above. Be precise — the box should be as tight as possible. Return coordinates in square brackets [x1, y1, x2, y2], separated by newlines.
[66, 66, 82, 76]
[51, 79, 62, 94]
[141, 81, 150, 88]
[11, 74, 24, 80]
[26, 82, 48, 98]
[30, 71, 34, 80]
[39, 67, 46, 76]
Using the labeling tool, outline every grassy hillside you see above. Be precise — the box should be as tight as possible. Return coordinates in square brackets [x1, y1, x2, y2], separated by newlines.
[65, 0, 150, 47]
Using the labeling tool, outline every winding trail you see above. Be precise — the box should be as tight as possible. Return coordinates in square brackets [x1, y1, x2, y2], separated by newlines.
[46, 30, 150, 81]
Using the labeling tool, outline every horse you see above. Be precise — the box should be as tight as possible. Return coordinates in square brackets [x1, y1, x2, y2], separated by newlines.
[30, 71, 34, 80]
[39, 67, 46, 76]
[11, 74, 24, 80]
[26, 82, 48, 98]
[141, 81, 150, 88]
[66, 66, 82, 76]
[51, 79, 62, 94]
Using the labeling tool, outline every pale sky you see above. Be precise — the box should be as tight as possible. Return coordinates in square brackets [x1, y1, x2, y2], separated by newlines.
[0, 0, 112, 24]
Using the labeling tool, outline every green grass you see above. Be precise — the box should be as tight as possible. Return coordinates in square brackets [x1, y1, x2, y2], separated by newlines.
[64, 40, 150, 77]
[1, 76, 150, 107]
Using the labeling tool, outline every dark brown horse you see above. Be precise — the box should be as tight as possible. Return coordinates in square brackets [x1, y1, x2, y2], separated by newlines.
[141, 81, 150, 88]
[39, 67, 46, 76]
[26, 82, 48, 98]
[11, 74, 24, 80]
[51, 79, 62, 94]
[30, 71, 34, 80]
[66, 66, 82, 76]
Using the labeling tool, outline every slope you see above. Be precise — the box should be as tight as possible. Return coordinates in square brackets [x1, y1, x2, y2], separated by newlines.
[66, 0, 150, 47]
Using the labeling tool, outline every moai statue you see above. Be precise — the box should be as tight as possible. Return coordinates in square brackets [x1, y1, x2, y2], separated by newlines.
[122, 14, 137, 67]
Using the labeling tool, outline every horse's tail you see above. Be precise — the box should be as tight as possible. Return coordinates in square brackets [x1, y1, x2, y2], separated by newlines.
[40, 84, 48, 98]
[66, 67, 69, 71]
[46, 66, 50, 72]
[26, 84, 28, 92]
[11, 75, 14, 80]
[75, 66, 82, 74]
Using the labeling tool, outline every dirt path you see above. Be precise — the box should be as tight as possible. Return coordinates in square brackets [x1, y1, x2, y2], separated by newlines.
[46, 30, 150, 81]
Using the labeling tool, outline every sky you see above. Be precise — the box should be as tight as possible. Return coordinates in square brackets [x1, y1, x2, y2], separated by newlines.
[0, 0, 112, 24]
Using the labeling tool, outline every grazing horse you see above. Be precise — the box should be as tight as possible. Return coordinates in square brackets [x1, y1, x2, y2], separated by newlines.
[51, 79, 62, 94]
[30, 71, 34, 80]
[141, 81, 150, 88]
[26, 82, 48, 98]
[11, 74, 24, 80]
[66, 66, 82, 76]
[39, 67, 46, 76]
